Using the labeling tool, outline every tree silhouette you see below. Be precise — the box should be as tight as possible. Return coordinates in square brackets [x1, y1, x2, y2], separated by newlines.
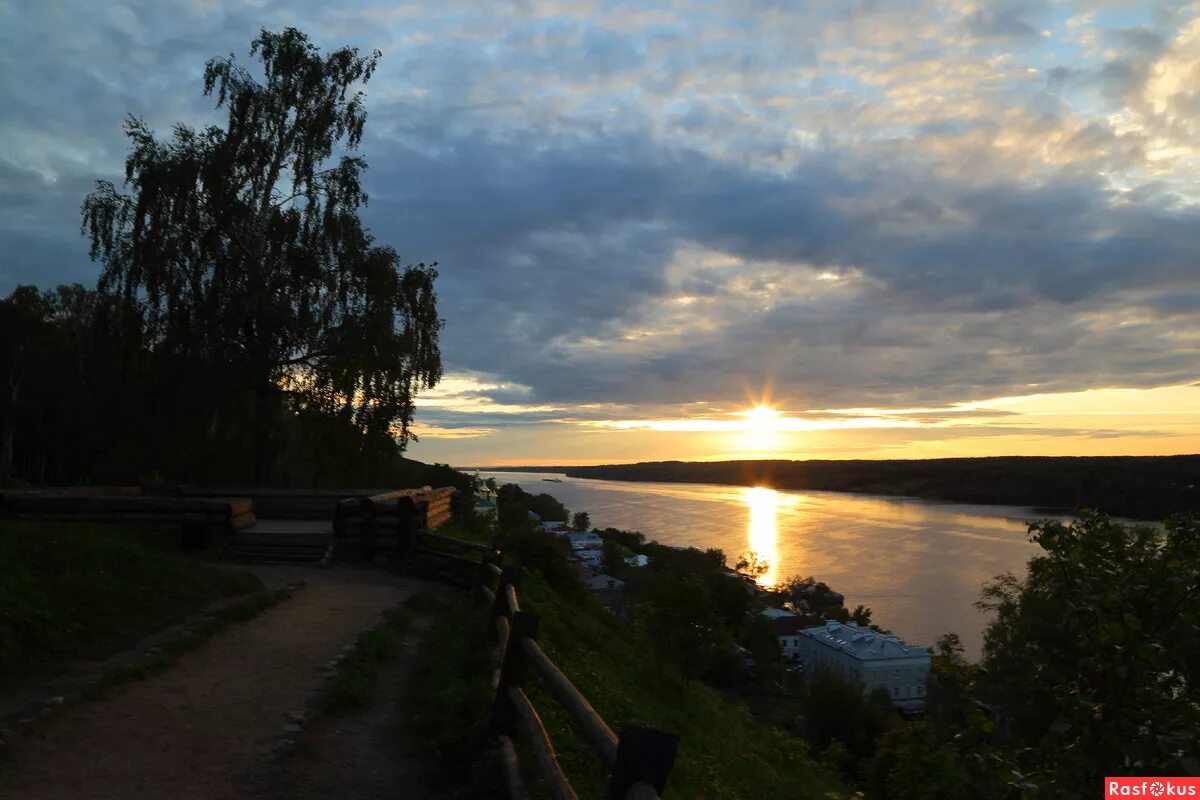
[82, 28, 442, 483]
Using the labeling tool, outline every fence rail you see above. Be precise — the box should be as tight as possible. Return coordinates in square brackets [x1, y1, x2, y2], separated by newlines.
[416, 530, 679, 800]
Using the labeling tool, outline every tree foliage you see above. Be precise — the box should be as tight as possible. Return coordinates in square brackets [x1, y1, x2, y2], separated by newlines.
[974, 512, 1200, 788]
[79, 27, 442, 483]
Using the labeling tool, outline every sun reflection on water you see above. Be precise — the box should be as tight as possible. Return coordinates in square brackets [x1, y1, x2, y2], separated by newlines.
[745, 486, 780, 586]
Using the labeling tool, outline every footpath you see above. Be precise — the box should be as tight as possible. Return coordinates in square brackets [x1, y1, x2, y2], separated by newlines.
[0, 565, 450, 800]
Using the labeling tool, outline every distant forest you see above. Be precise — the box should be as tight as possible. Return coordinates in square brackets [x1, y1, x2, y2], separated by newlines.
[488, 455, 1200, 520]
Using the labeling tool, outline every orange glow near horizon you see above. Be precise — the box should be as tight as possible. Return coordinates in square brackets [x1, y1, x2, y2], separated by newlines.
[739, 405, 784, 451]
[410, 380, 1200, 466]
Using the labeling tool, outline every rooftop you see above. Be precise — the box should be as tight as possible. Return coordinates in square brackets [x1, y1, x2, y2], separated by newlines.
[773, 614, 824, 635]
[801, 620, 928, 661]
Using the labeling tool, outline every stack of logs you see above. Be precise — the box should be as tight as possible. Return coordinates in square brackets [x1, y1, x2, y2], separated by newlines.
[177, 487, 391, 520]
[0, 491, 255, 545]
[334, 486, 458, 560]
[422, 486, 455, 532]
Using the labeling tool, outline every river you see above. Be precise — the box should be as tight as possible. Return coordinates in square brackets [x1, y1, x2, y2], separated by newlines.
[479, 470, 1062, 658]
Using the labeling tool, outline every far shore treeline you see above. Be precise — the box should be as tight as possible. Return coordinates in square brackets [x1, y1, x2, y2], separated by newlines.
[0, 29, 444, 490]
[485, 454, 1200, 519]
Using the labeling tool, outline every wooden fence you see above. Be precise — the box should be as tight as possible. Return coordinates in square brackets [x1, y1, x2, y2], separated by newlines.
[416, 531, 679, 800]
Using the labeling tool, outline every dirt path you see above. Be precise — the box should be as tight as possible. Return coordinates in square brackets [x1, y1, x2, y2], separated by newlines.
[0, 566, 428, 800]
[255, 613, 446, 800]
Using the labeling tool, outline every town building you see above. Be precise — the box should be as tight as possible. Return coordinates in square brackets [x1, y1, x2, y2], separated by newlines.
[561, 530, 603, 550]
[760, 607, 797, 620]
[791, 620, 930, 710]
[771, 614, 824, 660]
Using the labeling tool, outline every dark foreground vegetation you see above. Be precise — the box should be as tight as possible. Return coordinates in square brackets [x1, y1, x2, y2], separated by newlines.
[0, 520, 262, 692]
[491, 455, 1200, 519]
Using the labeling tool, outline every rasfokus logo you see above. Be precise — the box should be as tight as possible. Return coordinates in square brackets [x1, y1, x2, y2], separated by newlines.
[1106, 778, 1200, 797]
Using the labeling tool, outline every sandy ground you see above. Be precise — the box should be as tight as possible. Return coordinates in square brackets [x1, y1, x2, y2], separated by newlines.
[0, 565, 431, 800]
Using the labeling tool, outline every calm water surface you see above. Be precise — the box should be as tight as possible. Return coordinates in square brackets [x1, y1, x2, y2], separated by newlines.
[480, 470, 1059, 658]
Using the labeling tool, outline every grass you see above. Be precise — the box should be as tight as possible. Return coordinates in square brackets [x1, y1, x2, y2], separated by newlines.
[409, 598, 507, 799]
[0, 519, 263, 693]
[319, 606, 413, 714]
[517, 570, 850, 800]
[407, 551, 850, 799]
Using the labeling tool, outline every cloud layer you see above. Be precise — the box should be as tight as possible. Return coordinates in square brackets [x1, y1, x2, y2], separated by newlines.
[1, 0, 1198, 461]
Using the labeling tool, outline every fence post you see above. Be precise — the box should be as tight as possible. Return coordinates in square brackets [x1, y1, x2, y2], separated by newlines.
[492, 565, 522, 621]
[604, 725, 679, 800]
[478, 540, 504, 602]
[491, 610, 540, 736]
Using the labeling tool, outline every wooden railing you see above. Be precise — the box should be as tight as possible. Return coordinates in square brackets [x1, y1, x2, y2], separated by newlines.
[417, 531, 679, 800]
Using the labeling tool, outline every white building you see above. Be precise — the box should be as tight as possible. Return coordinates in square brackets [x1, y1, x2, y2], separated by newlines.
[561, 531, 603, 550]
[792, 620, 931, 710]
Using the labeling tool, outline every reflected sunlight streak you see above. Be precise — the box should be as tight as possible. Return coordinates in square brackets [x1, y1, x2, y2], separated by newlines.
[745, 486, 779, 586]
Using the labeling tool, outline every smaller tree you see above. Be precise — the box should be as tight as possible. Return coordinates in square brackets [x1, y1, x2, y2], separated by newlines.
[572, 510, 591, 531]
[639, 572, 721, 684]
[601, 538, 628, 576]
[734, 550, 770, 581]
[976, 512, 1200, 786]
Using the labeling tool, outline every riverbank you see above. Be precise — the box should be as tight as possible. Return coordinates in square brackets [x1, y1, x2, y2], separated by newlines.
[477, 470, 1043, 658]
[481, 454, 1200, 520]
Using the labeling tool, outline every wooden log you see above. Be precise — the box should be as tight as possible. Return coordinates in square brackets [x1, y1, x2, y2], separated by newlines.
[481, 585, 496, 605]
[496, 614, 511, 657]
[498, 735, 533, 800]
[492, 607, 536, 737]
[367, 488, 430, 504]
[492, 566, 522, 622]
[523, 638, 618, 769]
[229, 511, 257, 531]
[419, 531, 489, 552]
[426, 513, 453, 532]
[506, 584, 521, 615]
[487, 561, 503, 578]
[509, 686, 579, 800]
[180, 487, 358, 498]
[5, 495, 242, 515]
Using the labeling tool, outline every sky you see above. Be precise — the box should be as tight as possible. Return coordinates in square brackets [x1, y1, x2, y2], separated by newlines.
[2, 0, 1199, 466]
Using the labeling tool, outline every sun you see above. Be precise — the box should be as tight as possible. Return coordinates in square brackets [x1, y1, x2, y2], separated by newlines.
[740, 405, 783, 450]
